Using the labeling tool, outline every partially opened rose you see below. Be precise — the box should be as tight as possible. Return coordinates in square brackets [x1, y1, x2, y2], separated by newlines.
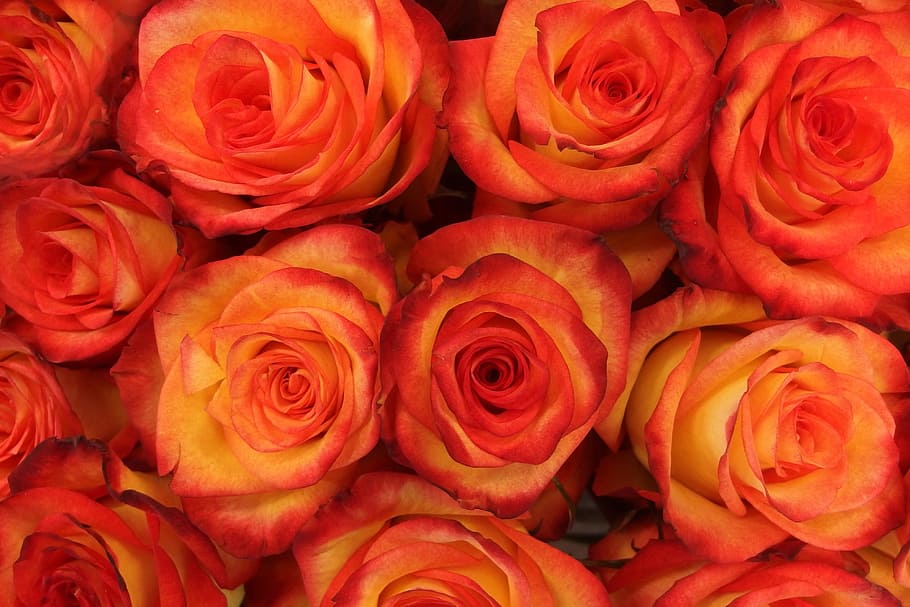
[610, 286, 907, 561]
[666, 0, 910, 320]
[0, 158, 182, 363]
[0, 331, 81, 496]
[0, 438, 254, 607]
[599, 535, 901, 606]
[380, 215, 631, 516]
[442, 0, 724, 232]
[117, 0, 449, 237]
[115, 224, 397, 557]
[293, 471, 612, 606]
[0, 0, 136, 180]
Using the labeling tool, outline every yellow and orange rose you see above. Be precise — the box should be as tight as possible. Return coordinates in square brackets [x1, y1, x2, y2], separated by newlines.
[118, 0, 450, 236]
[0, 0, 143, 180]
[0, 155, 182, 363]
[380, 215, 631, 516]
[442, 0, 725, 232]
[601, 286, 907, 561]
[293, 471, 613, 606]
[664, 0, 910, 322]
[0, 438, 255, 606]
[115, 223, 397, 557]
[597, 530, 902, 606]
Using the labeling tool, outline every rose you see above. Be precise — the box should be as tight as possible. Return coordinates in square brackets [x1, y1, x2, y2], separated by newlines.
[117, 0, 450, 237]
[606, 286, 907, 562]
[292, 471, 613, 606]
[857, 471, 910, 604]
[664, 0, 910, 320]
[0, 330, 138, 497]
[0, 0, 138, 180]
[0, 331, 81, 497]
[0, 438, 255, 607]
[0, 155, 182, 363]
[441, 0, 725, 232]
[379, 215, 631, 516]
[114, 224, 397, 557]
[597, 533, 902, 606]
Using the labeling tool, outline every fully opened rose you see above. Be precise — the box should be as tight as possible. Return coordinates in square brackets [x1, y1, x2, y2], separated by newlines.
[666, 0, 910, 321]
[612, 286, 907, 562]
[115, 224, 397, 558]
[442, 0, 724, 231]
[380, 215, 631, 516]
[117, 0, 450, 236]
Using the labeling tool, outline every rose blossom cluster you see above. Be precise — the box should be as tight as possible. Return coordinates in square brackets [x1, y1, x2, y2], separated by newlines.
[1, 0, 909, 604]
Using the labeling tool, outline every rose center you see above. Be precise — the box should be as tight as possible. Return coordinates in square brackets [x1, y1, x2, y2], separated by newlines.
[0, 75, 32, 112]
[226, 336, 341, 451]
[455, 339, 531, 416]
[805, 97, 856, 158]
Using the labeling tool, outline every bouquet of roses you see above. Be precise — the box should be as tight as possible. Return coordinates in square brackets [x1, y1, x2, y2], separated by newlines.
[1, 0, 909, 604]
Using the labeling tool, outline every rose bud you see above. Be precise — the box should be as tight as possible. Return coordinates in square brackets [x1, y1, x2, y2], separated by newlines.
[607, 285, 907, 562]
[117, 0, 450, 237]
[0, 438, 256, 606]
[380, 215, 632, 516]
[293, 471, 613, 606]
[0, 159, 182, 364]
[115, 224, 397, 558]
[0, 1, 140, 180]
[598, 534, 902, 606]
[441, 0, 725, 233]
[666, 0, 910, 321]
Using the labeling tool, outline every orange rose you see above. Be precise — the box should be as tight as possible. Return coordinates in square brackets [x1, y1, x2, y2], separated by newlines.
[0, 156, 182, 363]
[598, 534, 902, 606]
[0, 330, 138, 497]
[117, 0, 450, 237]
[116, 224, 397, 557]
[0, 438, 255, 606]
[0, 1, 138, 180]
[441, 0, 724, 232]
[0, 331, 80, 496]
[379, 215, 631, 516]
[606, 286, 907, 561]
[665, 0, 910, 321]
[858, 472, 910, 604]
[293, 471, 613, 606]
